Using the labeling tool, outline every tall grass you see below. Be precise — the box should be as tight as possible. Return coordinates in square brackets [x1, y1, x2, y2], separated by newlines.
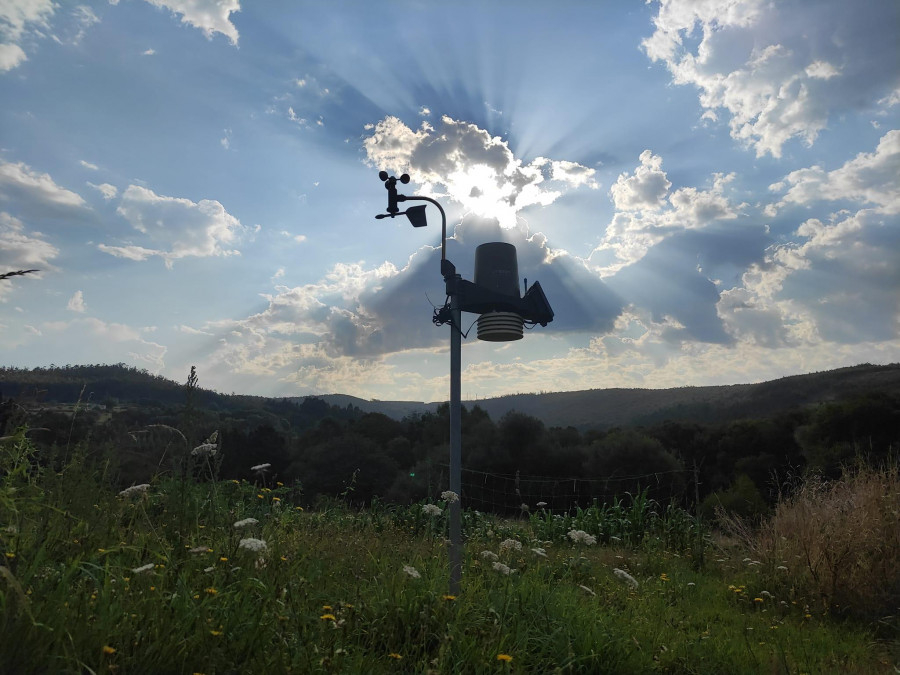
[0, 430, 895, 673]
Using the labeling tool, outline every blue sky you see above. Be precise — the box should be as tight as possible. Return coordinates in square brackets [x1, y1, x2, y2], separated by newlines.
[1, 0, 898, 402]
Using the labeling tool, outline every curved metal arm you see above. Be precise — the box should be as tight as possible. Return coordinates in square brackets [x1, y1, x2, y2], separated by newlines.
[401, 195, 447, 260]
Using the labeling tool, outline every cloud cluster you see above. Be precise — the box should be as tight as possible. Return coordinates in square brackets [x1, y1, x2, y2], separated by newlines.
[364, 115, 598, 228]
[643, 0, 900, 157]
[0, 160, 87, 219]
[144, 0, 241, 45]
[0, 0, 54, 71]
[0, 212, 58, 300]
[101, 185, 245, 268]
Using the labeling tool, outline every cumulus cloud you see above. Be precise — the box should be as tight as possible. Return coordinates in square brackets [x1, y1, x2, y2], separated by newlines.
[363, 115, 598, 228]
[143, 0, 241, 45]
[0, 211, 58, 300]
[769, 129, 900, 215]
[0, 0, 54, 72]
[87, 182, 118, 200]
[67, 290, 86, 313]
[643, 0, 900, 157]
[103, 184, 245, 268]
[0, 160, 87, 220]
[592, 151, 742, 275]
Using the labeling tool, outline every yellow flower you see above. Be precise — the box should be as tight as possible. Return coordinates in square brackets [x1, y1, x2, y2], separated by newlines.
[320, 613, 336, 621]
[442, 594, 457, 601]
[276, 481, 284, 487]
[660, 573, 670, 582]
[257, 494, 264, 499]
[205, 587, 218, 595]
[497, 653, 513, 662]
[193, 594, 200, 599]
[388, 653, 402, 660]
[210, 630, 223, 636]
[219, 557, 228, 562]
[322, 605, 333, 611]
[102, 646, 116, 655]
[4, 552, 14, 559]
[272, 497, 281, 502]
[754, 597, 764, 604]
[295, 506, 304, 511]
[232, 479, 240, 484]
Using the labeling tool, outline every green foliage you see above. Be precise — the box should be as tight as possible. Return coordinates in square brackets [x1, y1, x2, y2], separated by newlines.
[701, 474, 769, 520]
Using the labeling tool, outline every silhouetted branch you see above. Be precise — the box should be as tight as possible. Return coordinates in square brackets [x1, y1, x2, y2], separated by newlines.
[0, 269, 39, 281]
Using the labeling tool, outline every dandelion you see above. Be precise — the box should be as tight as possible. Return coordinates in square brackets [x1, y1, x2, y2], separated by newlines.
[210, 630, 223, 636]
[320, 613, 336, 621]
[480, 550, 499, 562]
[579, 584, 596, 596]
[499, 538, 522, 553]
[205, 587, 218, 595]
[422, 504, 442, 517]
[233, 518, 259, 529]
[219, 556, 228, 562]
[102, 646, 116, 655]
[442, 594, 456, 601]
[567, 529, 597, 545]
[440, 490, 459, 503]
[613, 568, 639, 589]
[492, 561, 513, 575]
[754, 597, 764, 604]
[191, 443, 217, 457]
[131, 563, 154, 575]
[251, 463, 271, 473]
[660, 573, 670, 582]
[531, 547, 547, 558]
[238, 538, 268, 553]
[118, 484, 150, 498]
[497, 653, 513, 662]
[388, 653, 402, 660]
[402, 564, 421, 579]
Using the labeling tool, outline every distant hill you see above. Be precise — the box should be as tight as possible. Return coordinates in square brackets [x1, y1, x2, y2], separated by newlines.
[3, 362, 899, 430]
[317, 363, 900, 429]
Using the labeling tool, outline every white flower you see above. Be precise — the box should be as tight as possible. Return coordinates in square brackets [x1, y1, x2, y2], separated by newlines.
[492, 561, 513, 575]
[480, 550, 499, 562]
[402, 564, 421, 579]
[205, 430, 218, 444]
[531, 547, 548, 558]
[613, 568, 639, 589]
[440, 491, 459, 503]
[776, 566, 788, 571]
[499, 538, 522, 553]
[233, 518, 259, 529]
[189, 546, 210, 554]
[422, 504, 442, 517]
[238, 537, 268, 553]
[536, 501, 548, 508]
[203, 566, 215, 573]
[191, 443, 217, 457]
[760, 590, 773, 598]
[579, 584, 596, 596]
[131, 563, 154, 574]
[251, 463, 271, 472]
[567, 529, 597, 545]
[520, 503, 529, 512]
[118, 484, 150, 498]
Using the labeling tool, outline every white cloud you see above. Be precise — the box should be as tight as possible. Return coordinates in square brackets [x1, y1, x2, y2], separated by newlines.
[143, 0, 240, 45]
[67, 290, 86, 313]
[0, 0, 54, 71]
[418, 106, 431, 116]
[87, 181, 118, 200]
[293, 234, 306, 244]
[100, 185, 244, 267]
[0, 160, 87, 218]
[610, 150, 670, 211]
[143, 48, 156, 56]
[0, 211, 58, 300]
[643, 0, 900, 157]
[363, 115, 597, 228]
[80, 160, 99, 171]
[770, 129, 900, 214]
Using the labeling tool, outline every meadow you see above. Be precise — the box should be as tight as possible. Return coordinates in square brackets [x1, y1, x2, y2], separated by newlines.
[1, 427, 897, 674]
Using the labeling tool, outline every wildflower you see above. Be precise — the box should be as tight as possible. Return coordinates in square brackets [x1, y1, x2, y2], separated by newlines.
[210, 630, 223, 636]
[131, 563, 154, 575]
[276, 481, 284, 487]
[5, 552, 15, 559]
[687, 582, 696, 587]
[660, 573, 670, 582]
[233, 518, 259, 529]
[499, 539, 522, 553]
[760, 590, 772, 598]
[422, 504, 442, 517]
[388, 653, 403, 660]
[402, 564, 421, 579]
[536, 501, 548, 508]
[754, 597, 763, 604]
[520, 503, 529, 512]
[102, 646, 116, 655]
[205, 587, 218, 595]
[238, 538, 268, 553]
[251, 463, 271, 473]
[320, 613, 336, 621]
[272, 497, 281, 503]
[497, 653, 513, 662]
[219, 557, 228, 562]
[613, 568, 639, 589]
[191, 443, 217, 457]
[776, 565, 788, 571]
[531, 547, 547, 558]
[492, 562, 513, 575]
[440, 490, 459, 503]
[442, 594, 457, 601]
[579, 584, 596, 596]
[322, 605, 333, 611]
[567, 529, 597, 545]
[480, 550, 499, 562]
[118, 484, 150, 498]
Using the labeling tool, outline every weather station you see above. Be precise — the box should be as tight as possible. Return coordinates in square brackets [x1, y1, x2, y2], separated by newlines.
[375, 171, 554, 594]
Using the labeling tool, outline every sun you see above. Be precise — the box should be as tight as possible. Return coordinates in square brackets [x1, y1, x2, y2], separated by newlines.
[444, 163, 518, 227]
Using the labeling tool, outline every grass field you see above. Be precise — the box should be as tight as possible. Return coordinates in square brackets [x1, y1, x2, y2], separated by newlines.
[1, 429, 897, 674]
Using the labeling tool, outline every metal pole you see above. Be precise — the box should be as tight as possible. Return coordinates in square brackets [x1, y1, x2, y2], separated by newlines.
[448, 284, 462, 595]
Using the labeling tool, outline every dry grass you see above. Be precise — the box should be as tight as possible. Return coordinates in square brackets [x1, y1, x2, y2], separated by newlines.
[723, 463, 900, 620]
